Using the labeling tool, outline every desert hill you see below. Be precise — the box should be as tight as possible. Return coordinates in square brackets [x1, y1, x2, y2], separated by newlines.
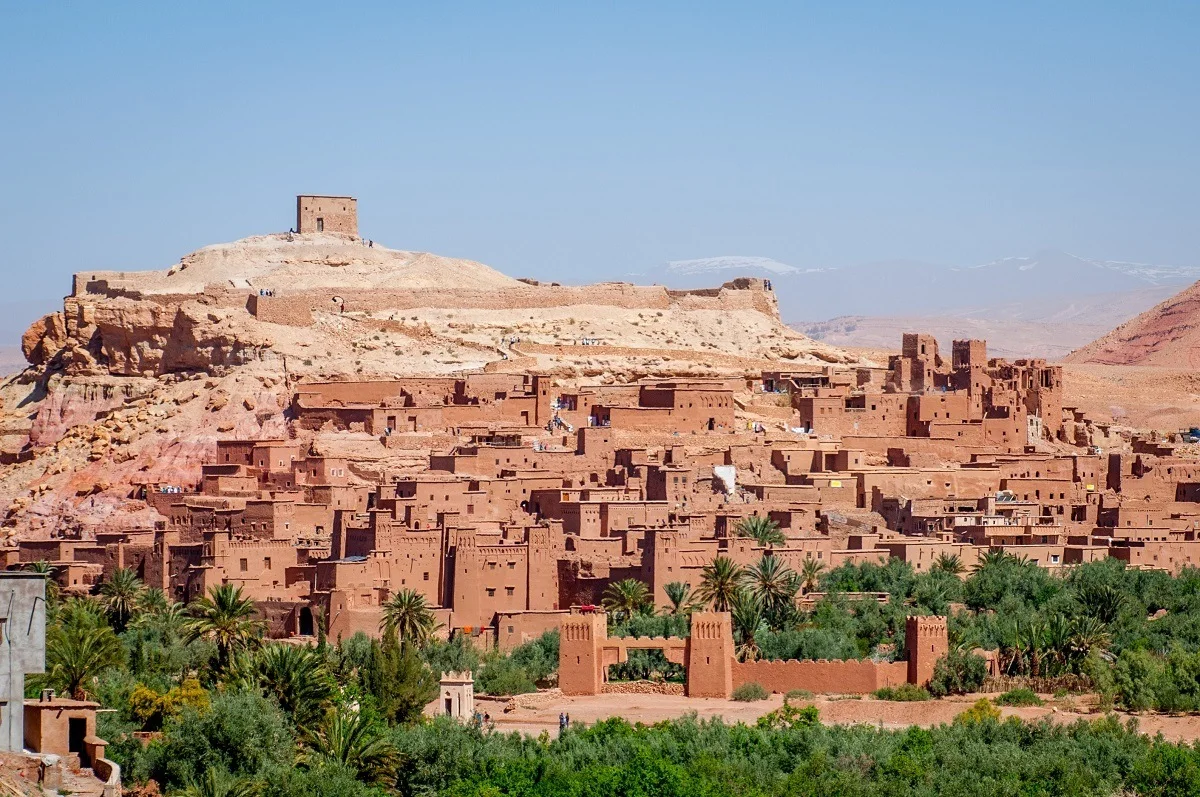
[1065, 279, 1200, 366]
[1, 230, 851, 538]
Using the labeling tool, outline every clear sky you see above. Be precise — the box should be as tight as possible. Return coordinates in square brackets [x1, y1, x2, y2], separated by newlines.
[1, 2, 1197, 335]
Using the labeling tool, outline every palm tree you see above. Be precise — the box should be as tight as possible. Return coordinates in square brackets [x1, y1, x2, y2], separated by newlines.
[99, 567, 143, 631]
[972, 549, 1016, 573]
[696, 556, 745, 613]
[662, 582, 701, 616]
[601, 579, 652, 622]
[45, 621, 124, 699]
[136, 587, 170, 615]
[380, 589, 440, 648]
[730, 590, 765, 661]
[735, 516, 786, 548]
[1070, 616, 1113, 663]
[178, 768, 260, 797]
[933, 553, 965, 576]
[301, 708, 399, 785]
[1075, 583, 1128, 626]
[744, 555, 797, 618]
[800, 558, 826, 594]
[234, 643, 334, 727]
[185, 584, 265, 670]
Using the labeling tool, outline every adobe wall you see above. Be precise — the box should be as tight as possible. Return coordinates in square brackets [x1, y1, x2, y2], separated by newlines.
[733, 659, 908, 694]
[247, 284, 779, 327]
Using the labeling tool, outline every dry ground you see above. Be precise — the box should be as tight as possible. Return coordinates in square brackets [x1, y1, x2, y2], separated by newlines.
[477, 690, 1200, 742]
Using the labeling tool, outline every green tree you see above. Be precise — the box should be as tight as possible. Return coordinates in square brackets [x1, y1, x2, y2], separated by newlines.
[928, 649, 988, 697]
[45, 617, 125, 699]
[300, 708, 399, 786]
[745, 555, 798, 624]
[185, 584, 265, 671]
[696, 556, 744, 612]
[662, 582, 701, 616]
[800, 558, 826, 594]
[364, 631, 438, 725]
[380, 589, 440, 648]
[735, 515, 786, 548]
[232, 644, 334, 728]
[99, 567, 144, 631]
[730, 590, 765, 661]
[601, 578, 652, 622]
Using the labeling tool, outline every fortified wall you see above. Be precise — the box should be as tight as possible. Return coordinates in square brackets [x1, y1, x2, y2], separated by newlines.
[559, 611, 948, 699]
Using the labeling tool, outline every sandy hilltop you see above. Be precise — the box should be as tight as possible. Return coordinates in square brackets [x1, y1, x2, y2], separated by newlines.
[2, 226, 851, 539]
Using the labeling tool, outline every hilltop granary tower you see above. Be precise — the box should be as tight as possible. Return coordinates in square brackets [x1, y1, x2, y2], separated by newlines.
[296, 195, 357, 236]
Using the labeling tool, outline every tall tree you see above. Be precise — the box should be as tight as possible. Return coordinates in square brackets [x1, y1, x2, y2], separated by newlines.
[696, 556, 745, 613]
[45, 618, 124, 699]
[601, 578, 652, 622]
[380, 589, 441, 648]
[99, 567, 144, 631]
[730, 590, 765, 661]
[232, 643, 334, 728]
[800, 558, 826, 594]
[185, 584, 265, 671]
[735, 516, 786, 548]
[745, 555, 798, 620]
[364, 630, 438, 725]
[662, 582, 701, 616]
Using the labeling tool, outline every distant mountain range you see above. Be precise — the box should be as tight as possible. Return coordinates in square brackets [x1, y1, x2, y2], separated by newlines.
[631, 250, 1200, 360]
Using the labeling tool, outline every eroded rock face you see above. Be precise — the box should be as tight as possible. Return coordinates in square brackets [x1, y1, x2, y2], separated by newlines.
[21, 312, 68, 366]
[21, 299, 276, 378]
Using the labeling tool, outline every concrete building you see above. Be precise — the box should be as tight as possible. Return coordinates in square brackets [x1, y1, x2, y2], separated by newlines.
[0, 572, 47, 753]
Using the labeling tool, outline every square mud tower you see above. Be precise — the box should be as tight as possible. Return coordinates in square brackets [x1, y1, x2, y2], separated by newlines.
[296, 195, 358, 236]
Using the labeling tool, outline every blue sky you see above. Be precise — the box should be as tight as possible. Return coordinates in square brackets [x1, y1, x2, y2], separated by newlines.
[1, 2, 1197, 336]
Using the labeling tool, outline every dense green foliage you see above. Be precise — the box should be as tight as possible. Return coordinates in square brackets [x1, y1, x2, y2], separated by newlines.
[391, 713, 1200, 796]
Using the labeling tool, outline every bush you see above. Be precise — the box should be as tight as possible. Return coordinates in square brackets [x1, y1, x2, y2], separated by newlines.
[784, 689, 814, 701]
[994, 687, 1044, 707]
[955, 698, 1003, 724]
[928, 649, 988, 697]
[872, 683, 931, 701]
[731, 682, 769, 702]
[136, 690, 293, 789]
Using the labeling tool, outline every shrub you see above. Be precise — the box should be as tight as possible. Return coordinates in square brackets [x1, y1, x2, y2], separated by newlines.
[955, 698, 1002, 724]
[732, 682, 769, 702]
[873, 683, 931, 701]
[928, 649, 987, 697]
[784, 689, 814, 701]
[994, 688, 1043, 707]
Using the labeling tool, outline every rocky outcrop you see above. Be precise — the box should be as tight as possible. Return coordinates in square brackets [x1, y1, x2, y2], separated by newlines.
[21, 311, 68, 366]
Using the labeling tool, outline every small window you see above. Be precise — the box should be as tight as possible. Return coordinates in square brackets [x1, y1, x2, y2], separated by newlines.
[264, 557, 271, 569]
[486, 588, 495, 597]
[239, 558, 248, 572]
[423, 572, 430, 581]
[506, 587, 515, 596]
